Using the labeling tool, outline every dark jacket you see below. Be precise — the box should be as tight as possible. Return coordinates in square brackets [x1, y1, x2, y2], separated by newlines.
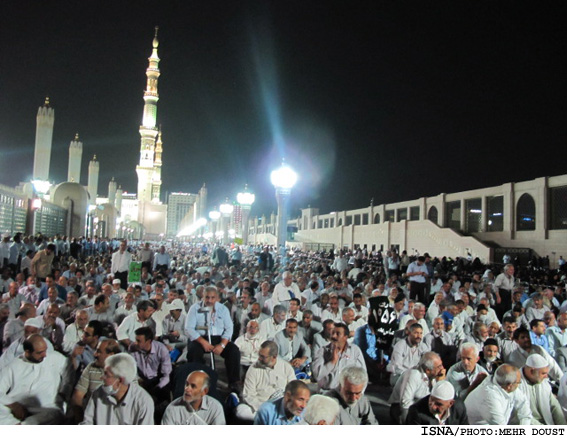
[406, 395, 469, 425]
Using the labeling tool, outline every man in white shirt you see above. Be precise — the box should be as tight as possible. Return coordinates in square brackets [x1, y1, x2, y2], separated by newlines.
[446, 342, 488, 399]
[111, 240, 132, 289]
[234, 320, 265, 368]
[272, 271, 301, 310]
[465, 364, 532, 425]
[259, 304, 286, 339]
[235, 340, 296, 421]
[0, 334, 71, 424]
[116, 300, 157, 347]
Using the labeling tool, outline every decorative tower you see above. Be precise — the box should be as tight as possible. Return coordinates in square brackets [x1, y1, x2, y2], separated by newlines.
[33, 97, 55, 182]
[67, 133, 83, 183]
[151, 126, 163, 202]
[87, 155, 99, 205]
[115, 186, 123, 214]
[108, 177, 117, 206]
[198, 183, 207, 219]
[136, 27, 162, 204]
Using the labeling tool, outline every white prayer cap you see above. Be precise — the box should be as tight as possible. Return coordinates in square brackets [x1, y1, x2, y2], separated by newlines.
[169, 299, 185, 311]
[24, 317, 43, 329]
[112, 279, 121, 285]
[526, 354, 548, 369]
[430, 380, 455, 401]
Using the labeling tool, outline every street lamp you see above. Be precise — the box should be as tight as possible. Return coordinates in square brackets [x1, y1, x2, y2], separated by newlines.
[237, 184, 255, 245]
[208, 209, 221, 242]
[219, 199, 234, 245]
[270, 162, 297, 249]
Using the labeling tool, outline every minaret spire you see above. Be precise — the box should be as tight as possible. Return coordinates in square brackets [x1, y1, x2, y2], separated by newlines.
[136, 26, 163, 204]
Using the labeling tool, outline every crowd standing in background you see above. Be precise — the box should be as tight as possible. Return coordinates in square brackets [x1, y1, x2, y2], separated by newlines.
[1, 231, 567, 425]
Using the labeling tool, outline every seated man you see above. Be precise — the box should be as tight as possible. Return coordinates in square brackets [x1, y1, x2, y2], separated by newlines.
[312, 322, 366, 391]
[0, 334, 71, 425]
[388, 352, 446, 424]
[161, 299, 187, 355]
[529, 318, 552, 356]
[70, 338, 121, 424]
[71, 320, 104, 373]
[446, 342, 488, 399]
[424, 316, 457, 369]
[234, 320, 265, 369]
[259, 304, 287, 339]
[253, 380, 310, 425]
[518, 355, 566, 425]
[465, 364, 532, 425]
[478, 339, 503, 375]
[273, 318, 310, 372]
[63, 309, 89, 354]
[39, 303, 66, 351]
[235, 340, 296, 421]
[300, 394, 340, 425]
[162, 370, 225, 425]
[82, 353, 154, 424]
[406, 380, 469, 425]
[324, 366, 378, 425]
[387, 323, 429, 386]
[185, 286, 241, 392]
[312, 319, 334, 357]
[129, 326, 172, 403]
[116, 300, 157, 347]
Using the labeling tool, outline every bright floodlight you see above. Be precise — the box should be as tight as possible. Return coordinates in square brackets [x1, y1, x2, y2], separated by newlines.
[209, 210, 221, 221]
[31, 179, 51, 195]
[271, 164, 298, 190]
[219, 201, 234, 215]
[237, 186, 255, 207]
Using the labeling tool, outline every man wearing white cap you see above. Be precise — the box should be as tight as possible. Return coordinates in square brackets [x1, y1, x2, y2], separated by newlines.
[406, 380, 469, 425]
[465, 363, 532, 425]
[0, 317, 53, 371]
[518, 355, 566, 425]
[162, 299, 187, 352]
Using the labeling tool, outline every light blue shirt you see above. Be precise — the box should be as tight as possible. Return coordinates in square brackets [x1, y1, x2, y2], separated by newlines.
[253, 397, 302, 425]
[185, 302, 233, 341]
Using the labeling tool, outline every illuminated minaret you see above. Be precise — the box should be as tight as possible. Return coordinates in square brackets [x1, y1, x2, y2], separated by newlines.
[87, 155, 99, 205]
[151, 127, 163, 202]
[33, 97, 55, 182]
[67, 133, 83, 183]
[136, 26, 161, 203]
[108, 177, 117, 206]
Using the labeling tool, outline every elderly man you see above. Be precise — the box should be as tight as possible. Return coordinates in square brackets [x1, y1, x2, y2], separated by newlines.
[235, 340, 296, 421]
[63, 309, 89, 354]
[312, 322, 366, 391]
[110, 240, 132, 289]
[185, 286, 241, 391]
[70, 338, 121, 423]
[399, 302, 430, 336]
[446, 342, 488, 399]
[389, 352, 446, 424]
[478, 339, 503, 375]
[274, 318, 311, 371]
[162, 370, 225, 425]
[300, 394, 340, 425]
[40, 303, 65, 351]
[259, 304, 287, 339]
[253, 380, 310, 425]
[387, 323, 429, 385]
[116, 300, 157, 346]
[321, 294, 343, 323]
[406, 256, 429, 304]
[82, 353, 154, 424]
[547, 312, 567, 357]
[465, 364, 532, 425]
[0, 317, 53, 370]
[424, 316, 456, 369]
[272, 271, 301, 310]
[2, 282, 26, 319]
[161, 299, 187, 354]
[494, 264, 515, 319]
[0, 334, 71, 424]
[37, 285, 65, 315]
[234, 320, 265, 368]
[324, 366, 378, 425]
[406, 380, 469, 425]
[518, 355, 566, 425]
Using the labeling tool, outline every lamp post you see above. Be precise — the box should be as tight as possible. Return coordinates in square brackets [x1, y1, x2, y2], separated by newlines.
[208, 209, 221, 243]
[270, 162, 297, 249]
[219, 199, 234, 245]
[237, 185, 255, 245]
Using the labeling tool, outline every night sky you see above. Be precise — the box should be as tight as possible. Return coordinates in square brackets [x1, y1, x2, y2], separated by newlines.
[1, 1, 566, 219]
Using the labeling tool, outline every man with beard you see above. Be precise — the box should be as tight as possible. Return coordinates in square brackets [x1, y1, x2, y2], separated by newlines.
[234, 340, 296, 421]
[424, 316, 457, 368]
[253, 380, 310, 425]
[387, 323, 429, 386]
[478, 339, 503, 375]
[0, 334, 71, 424]
[406, 380, 469, 425]
[324, 366, 378, 424]
[161, 370, 225, 425]
[517, 355, 566, 425]
[234, 320, 265, 369]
